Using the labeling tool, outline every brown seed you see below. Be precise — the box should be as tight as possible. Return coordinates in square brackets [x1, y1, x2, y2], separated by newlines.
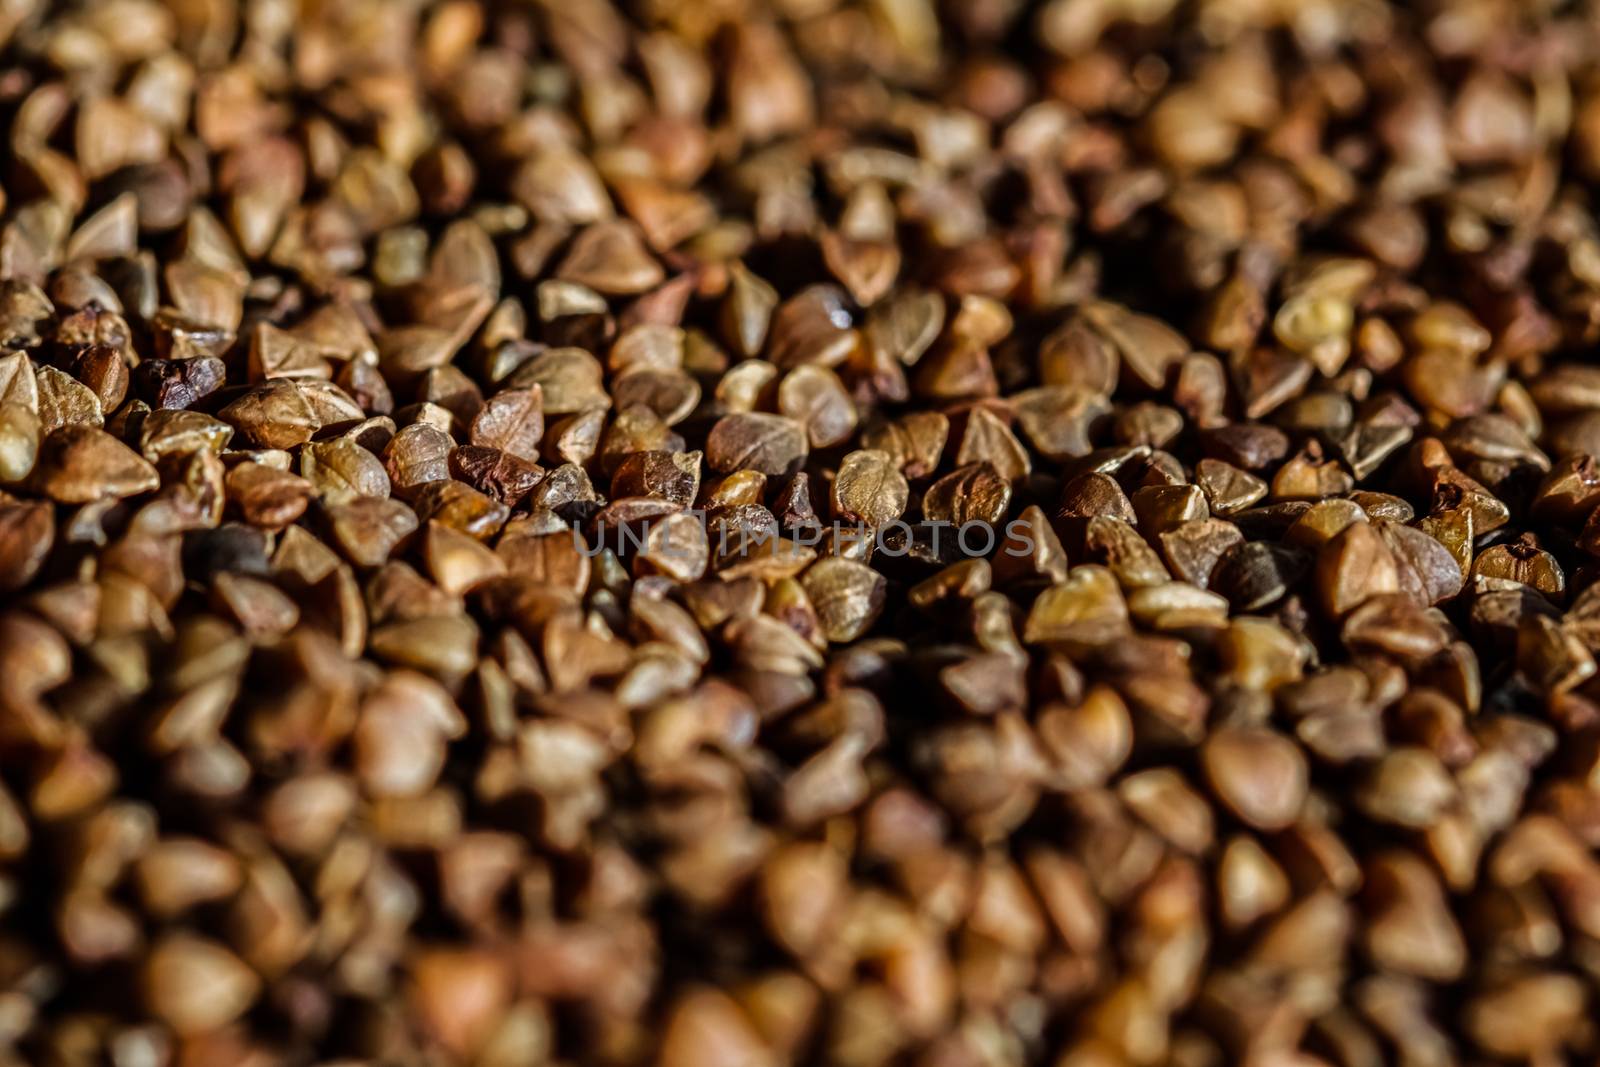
[1283, 498, 1367, 549]
[866, 286, 945, 367]
[638, 511, 711, 583]
[469, 385, 545, 462]
[0, 501, 53, 591]
[0, 5, 1591, 1056]
[1202, 728, 1308, 831]
[660, 987, 775, 1067]
[300, 438, 389, 504]
[722, 261, 779, 358]
[248, 322, 330, 382]
[412, 479, 510, 541]
[1157, 518, 1242, 588]
[706, 412, 808, 477]
[612, 365, 701, 427]
[369, 614, 481, 684]
[831, 449, 909, 528]
[1472, 535, 1565, 598]
[778, 365, 857, 449]
[27, 425, 159, 502]
[422, 520, 505, 595]
[0, 402, 40, 483]
[1361, 850, 1466, 981]
[768, 285, 857, 370]
[542, 408, 606, 468]
[861, 411, 949, 479]
[1462, 973, 1588, 1061]
[508, 347, 609, 414]
[1315, 521, 1399, 616]
[383, 423, 453, 499]
[821, 229, 900, 306]
[612, 450, 701, 507]
[223, 463, 305, 532]
[1058, 471, 1136, 525]
[1132, 485, 1208, 537]
[211, 572, 299, 638]
[956, 406, 1031, 482]
[919, 462, 1009, 529]
[35, 364, 103, 432]
[714, 359, 779, 414]
[1195, 458, 1267, 515]
[1082, 299, 1189, 389]
[802, 558, 887, 643]
[143, 933, 260, 1036]
[135, 838, 244, 919]
[1024, 565, 1129, 647]
[1357, 747, 1457, 828]
[557, 220, 664, 294]
[511, 146, 612, 225]
[325, 497, 420, 568]
[496, 531, 592, 596]
[410, 948, 513, 1061]
[220, 381, 320, 449]
[1012, 385, 1109, 461]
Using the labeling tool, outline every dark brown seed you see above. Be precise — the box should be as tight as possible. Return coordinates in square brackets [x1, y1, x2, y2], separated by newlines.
[1211, 541, 1309, 611]
[68, 344, 128, 413]
[448, 445, 544, 506]
[611, 450, 701, 508]
[993, 505, 1069, 587]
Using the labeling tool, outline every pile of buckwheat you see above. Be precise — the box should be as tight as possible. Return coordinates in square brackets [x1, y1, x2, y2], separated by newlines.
[3, 0, 1600, 1064]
